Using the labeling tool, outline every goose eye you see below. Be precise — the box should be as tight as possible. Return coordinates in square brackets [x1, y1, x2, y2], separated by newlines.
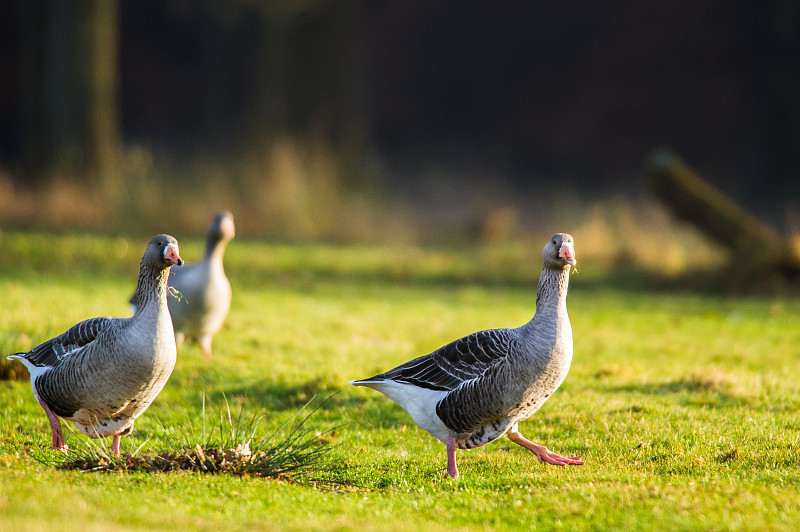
[552, 239, 557, 245]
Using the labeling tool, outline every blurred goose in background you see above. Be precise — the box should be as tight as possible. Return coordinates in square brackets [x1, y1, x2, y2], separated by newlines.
[351, 233, 582, 479]
[135, 211, 234, 359]
[9, 234, 184, 456]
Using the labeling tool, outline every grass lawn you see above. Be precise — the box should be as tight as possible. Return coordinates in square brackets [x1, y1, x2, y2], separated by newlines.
[0, 230, 798, 531]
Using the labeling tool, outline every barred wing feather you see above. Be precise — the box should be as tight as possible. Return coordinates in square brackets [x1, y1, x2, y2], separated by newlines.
[18, 317, 114, 369]
[363, 329, 515, 391]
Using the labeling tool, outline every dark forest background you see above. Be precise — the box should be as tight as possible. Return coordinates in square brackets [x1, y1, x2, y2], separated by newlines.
[0, 0, 798, 244]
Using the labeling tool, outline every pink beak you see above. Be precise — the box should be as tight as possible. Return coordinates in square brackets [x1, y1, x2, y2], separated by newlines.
[221, 217, 236, 239]
[164, 243, 184, 266]
[559, 243, 576, 266]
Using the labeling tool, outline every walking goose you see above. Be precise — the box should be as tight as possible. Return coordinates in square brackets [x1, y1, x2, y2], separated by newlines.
[132, 211, 234, 359]
[351, 233, 582, 479]
[9, 234, 184, 456]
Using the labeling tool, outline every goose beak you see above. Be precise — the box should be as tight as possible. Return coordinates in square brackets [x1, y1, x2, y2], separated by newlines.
[164, 243, 184, 266]
[559, 243, 576, 266]
[221, 217, 235, 239]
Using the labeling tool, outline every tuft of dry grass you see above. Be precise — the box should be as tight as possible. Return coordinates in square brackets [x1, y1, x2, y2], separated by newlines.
[38, 396, 348, 488]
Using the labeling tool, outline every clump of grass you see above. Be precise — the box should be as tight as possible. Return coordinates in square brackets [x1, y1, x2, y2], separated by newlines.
[43, 395, 348, 488]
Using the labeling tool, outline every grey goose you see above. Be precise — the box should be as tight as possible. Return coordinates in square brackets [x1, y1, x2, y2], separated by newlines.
[9, 234, 184, 455]
[351, 233, 582, 478]
[132, 211, 234, 359]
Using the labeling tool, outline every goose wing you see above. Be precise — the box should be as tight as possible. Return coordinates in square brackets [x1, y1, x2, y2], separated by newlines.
[19, 317, 114, 369]
[358, 329, 515, 392]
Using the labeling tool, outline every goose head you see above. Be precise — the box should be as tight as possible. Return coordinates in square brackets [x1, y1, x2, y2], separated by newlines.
[210, 211, 236, 243]
[542, 233, 576, 271]
[146, 234, 184, 270]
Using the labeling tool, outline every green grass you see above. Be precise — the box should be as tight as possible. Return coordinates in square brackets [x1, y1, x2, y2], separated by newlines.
[1, 230, 799, 531]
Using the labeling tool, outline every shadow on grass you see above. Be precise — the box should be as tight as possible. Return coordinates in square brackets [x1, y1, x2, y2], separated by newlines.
[195, 377, 411, 426]
[605, 404, 656, 416]
[606, 375, 750, 408]
[199, 378, 350, 410]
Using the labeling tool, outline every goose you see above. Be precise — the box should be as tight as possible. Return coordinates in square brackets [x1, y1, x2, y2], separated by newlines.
[9, 234, 184, 456]
[132, 211, 234, 359]
[351, 233, 583, 479]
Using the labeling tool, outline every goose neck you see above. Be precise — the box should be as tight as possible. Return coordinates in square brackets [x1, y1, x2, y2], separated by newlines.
[134, 263, 170, 313]
[535, 267, 570, 314]
[205, 238, 228, 266]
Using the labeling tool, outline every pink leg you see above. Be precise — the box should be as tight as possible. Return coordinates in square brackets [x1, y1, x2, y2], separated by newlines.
[199, 336, 213, 359]
[445, 436, 459, 479]
[38, 400, 68, 454]
[111, 434, 122, 457]
[507, 431, 583, 466]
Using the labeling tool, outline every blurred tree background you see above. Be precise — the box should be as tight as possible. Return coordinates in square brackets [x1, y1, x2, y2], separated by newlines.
[0, 0, 798, 246]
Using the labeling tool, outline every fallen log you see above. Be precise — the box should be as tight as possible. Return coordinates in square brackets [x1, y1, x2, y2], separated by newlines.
[649, 150, 800, 280]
